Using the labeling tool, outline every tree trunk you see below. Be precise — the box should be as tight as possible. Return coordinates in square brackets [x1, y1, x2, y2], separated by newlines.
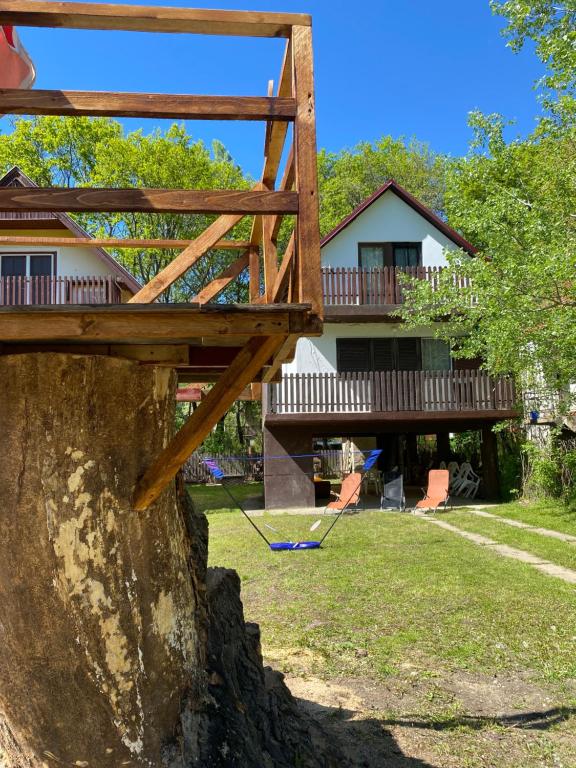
[0, 353, 336, 768]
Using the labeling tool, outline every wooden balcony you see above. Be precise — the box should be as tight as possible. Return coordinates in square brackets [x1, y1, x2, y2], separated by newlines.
[0, 275, 122, 306]
[322, 267, 471, 318]
[266, 370, 517, 428]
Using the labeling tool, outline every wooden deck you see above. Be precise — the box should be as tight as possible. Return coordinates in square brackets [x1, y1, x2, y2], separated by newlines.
[266, 370, 518, 428]
[0, 0, 323, 509]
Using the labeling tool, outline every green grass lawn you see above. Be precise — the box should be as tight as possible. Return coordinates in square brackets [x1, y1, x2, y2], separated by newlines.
[484, 499, 576, 535]
[443, 509, 576, 572]
[188, 481, 263, 515]
[201, 498, 576, 768]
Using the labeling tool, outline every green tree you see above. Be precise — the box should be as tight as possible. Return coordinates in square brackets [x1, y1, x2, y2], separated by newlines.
[400, 112, 576, 400]
[317, 136, 449, 236]
[491, 0, 576, 95]
[0, 117, 251, 301]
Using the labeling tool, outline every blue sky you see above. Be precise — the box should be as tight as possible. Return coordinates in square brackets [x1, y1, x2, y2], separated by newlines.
[11, 0, 544, 178]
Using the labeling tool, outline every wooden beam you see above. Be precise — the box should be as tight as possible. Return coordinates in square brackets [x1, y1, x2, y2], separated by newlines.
[261, 333, 299, 383]
[292, 26, 323, 318]
[250, 39, 293, 249]
[270, 231, 295, 303]
[191, 253, 249, 304]
[133, 335, 283, 510]
[0, 304, 315, 343]
[0, 2, 310, 37]
[0, 188, 299, 215]
[262, 216, 278, 302]
[0, 89, 297, 121]
[0, 235, 251, 250]
[128, 213, 245, 303]
[249, 246, 261, 302]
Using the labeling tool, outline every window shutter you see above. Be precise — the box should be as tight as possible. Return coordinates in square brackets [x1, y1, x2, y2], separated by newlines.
[397, 338, 420, 370]
[337, 338, 371, 372]
[373, 339, 395, 370]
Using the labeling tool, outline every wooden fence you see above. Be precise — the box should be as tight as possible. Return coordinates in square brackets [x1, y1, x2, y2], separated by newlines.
[321, 266, 472, 305]
[268, 370, 516, 415]
[0, 275, 123, 306]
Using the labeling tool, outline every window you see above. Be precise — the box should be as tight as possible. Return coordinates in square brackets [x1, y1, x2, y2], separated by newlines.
[0, 252, 55, 305]
[421, 339, 451, 371]
[358, 242, 422, 269]
[337, 337, 422, 372]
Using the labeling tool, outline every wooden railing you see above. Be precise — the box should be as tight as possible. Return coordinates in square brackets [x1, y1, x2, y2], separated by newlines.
[322, 266, 471, 305]
[0, 275, 122, 306]
[268, 370, 516, 415]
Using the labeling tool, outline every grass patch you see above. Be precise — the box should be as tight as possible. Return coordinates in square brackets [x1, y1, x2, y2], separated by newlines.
[485, 500, 576, 535]
[443, 509, 576, 571]
[207, 507, 576, 683]
[187, 481, 263, 515]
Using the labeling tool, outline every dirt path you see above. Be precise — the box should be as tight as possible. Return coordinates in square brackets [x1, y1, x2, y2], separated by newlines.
[420, 517, 576, 584]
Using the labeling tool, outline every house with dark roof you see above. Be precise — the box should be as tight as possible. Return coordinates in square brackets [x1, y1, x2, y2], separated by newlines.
[262, 180, 517, 509]
[0, 166, 140, 305]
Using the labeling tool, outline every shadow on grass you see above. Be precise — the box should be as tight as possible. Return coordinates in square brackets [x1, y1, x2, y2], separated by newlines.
[378, 706, 574, 732]
[295, 697, 439, 768]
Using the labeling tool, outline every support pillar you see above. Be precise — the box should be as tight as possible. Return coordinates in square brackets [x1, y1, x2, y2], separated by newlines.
[263, 424, 315, 509]
[436, 432, 451, 463]
[481, 426, 500, 500]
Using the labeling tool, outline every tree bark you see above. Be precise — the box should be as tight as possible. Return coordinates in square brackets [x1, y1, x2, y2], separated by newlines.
[0, 353, 337, 768]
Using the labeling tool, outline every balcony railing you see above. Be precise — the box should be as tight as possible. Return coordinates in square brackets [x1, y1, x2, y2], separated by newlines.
[322, 266, 471, 306]
[268, 370, 516, 415]
[0, 275, 122, 306]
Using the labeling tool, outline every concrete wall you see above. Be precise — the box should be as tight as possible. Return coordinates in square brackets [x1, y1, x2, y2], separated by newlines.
[321, 190, 459, 270]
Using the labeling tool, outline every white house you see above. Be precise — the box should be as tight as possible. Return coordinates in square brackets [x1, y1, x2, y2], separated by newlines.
[0, 166, 140, 305]
[262, 180, 516, 508]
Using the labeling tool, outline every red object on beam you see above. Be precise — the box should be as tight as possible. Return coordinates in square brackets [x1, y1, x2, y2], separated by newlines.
[0, 26, 35, 89]
[176, 386, 203, 403]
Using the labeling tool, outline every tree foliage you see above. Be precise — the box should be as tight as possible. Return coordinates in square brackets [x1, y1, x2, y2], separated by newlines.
[0, 117, 251, 301]
[491, 0, 576, 95]
[317, 136, 449, 236]
[400, 112, 576, 401]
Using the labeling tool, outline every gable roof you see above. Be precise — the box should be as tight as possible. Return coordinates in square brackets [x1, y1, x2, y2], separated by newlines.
[0, 166, 141, 293]
[320, 179, 477, 255]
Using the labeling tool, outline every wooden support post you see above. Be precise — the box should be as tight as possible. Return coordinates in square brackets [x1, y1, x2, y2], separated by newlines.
[133, 335, 283, 510]
[292, 25, 322, 318]
[263, 216, 278, 302]
[249, 246, 261, 302]
[480, 426, 500, 500]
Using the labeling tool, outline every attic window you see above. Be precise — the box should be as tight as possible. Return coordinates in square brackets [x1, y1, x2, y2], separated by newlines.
[358, 242, 421, 269]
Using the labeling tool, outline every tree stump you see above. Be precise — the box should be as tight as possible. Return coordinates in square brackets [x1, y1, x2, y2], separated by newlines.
[0, 353, 337, 768]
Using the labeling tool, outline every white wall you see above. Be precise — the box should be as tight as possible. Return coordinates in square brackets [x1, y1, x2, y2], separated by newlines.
[321, 190, 459, 269]
[1, 244, 114, 277]
[284, 324, 446, 375]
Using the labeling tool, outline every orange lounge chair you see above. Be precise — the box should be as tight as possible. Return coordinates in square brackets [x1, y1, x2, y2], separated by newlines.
[415, 469, 450, 512]
[325, 472, 362, 514]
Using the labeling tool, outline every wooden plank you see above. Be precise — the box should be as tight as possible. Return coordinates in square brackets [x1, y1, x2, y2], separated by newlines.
[0, 1, 310, 37]
[0, 305, 303, 342]
[249, 39, 293, 249]
[292, 26, 322, 314]
[128, 212, 245, 303]
[0, 89, 297, 121]
[248, 246, 260, 302]
[191, 252, 249, 304]
[0, 188, 299, 215]
[270, 231, 295, 303]
[261, 333, 297, 383]
[262, 215, 278, 302]
[133, 335, 282, 510]
[0, 235, 250, 249]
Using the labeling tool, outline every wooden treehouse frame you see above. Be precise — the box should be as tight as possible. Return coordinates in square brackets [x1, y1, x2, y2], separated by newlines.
[0, 0, 322, 509]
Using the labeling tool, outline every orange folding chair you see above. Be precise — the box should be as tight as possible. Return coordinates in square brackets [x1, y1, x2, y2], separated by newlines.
[415, 469, 450, 512]
[325, 472, 362, 514]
